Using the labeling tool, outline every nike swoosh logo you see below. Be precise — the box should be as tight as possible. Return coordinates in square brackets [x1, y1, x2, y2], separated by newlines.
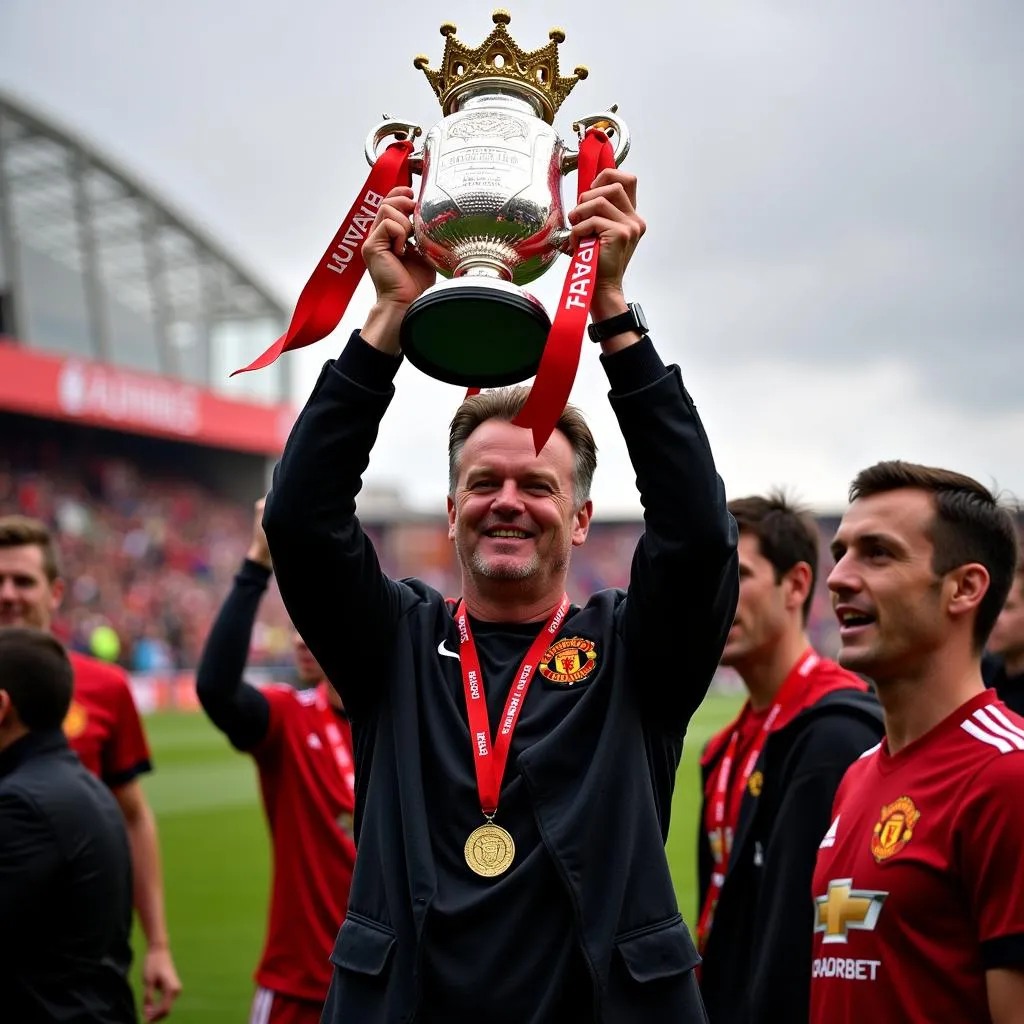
[437, 640, 460, 661]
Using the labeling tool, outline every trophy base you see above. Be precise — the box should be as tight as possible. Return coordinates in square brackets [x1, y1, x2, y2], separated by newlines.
[400, 278, 551, 389]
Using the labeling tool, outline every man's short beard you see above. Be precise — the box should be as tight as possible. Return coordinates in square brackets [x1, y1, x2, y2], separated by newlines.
[455, 526, 572, 589]
[467, 549, 539, 581]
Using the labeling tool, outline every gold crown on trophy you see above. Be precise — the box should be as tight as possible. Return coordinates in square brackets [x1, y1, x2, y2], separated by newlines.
[413, 9, 589, 124]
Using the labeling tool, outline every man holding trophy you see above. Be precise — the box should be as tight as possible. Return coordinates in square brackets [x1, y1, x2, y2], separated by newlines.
[259, 11, 739, 1022]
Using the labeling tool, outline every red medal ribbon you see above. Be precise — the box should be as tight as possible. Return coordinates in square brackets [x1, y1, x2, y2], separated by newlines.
[696, 649, 820, 953]
[315, 682, 355, 796]
[232, 141, 415, 376]
[454, 594, 570, 818]
[511, 128, 616, 453]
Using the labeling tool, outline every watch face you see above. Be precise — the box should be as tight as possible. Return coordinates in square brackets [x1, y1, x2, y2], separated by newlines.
[632, 303, 648, 332]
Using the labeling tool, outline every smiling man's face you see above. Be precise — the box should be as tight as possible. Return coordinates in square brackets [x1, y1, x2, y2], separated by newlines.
[448, 419, 590, 592]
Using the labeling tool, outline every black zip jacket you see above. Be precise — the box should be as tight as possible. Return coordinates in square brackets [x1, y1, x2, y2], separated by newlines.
[697, 688, 884, 1024]
[263, 330, 739, 1024]
[0, 729, 137, 1024]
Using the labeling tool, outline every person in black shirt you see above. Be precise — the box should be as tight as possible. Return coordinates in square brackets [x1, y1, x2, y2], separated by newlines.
[984, 555, 1024, 715]
[0, 627, 136, 1024]
[263, 168, 739, 1023]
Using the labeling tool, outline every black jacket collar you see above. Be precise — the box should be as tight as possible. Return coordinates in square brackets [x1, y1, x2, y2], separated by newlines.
[0, 728, 69, 779]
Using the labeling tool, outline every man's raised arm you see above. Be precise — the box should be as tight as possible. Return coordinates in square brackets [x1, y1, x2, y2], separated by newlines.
[611, 350, 738, 731]
[568, 167, 739, 732]
[195, 499, 274, 750]
[263, 185, 437, 718]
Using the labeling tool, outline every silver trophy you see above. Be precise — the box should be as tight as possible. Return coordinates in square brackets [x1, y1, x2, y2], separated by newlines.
[362, 9, 629, 387]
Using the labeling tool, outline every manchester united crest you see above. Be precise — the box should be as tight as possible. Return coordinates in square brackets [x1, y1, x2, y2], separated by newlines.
[63, 700, 88, 739]
[748, 770, 764, 797]
[871, 796, 920, 862]
[539, 638, 597, 685]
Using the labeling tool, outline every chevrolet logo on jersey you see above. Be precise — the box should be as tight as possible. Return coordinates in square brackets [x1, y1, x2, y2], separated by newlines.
[815, 878, 888, 944]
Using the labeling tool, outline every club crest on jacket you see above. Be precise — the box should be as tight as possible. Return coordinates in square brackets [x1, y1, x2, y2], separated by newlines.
[539, 638, 597, 686]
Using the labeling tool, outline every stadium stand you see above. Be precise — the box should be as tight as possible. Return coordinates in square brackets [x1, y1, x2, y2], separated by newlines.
[0, 89, 297, 690]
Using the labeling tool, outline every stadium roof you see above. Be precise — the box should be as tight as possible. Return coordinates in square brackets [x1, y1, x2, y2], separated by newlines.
[0, 89, 290, 400]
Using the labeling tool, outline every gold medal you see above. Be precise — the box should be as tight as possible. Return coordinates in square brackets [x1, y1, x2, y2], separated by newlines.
[464, 821, 516, 877]
[453, 595, 568, 881]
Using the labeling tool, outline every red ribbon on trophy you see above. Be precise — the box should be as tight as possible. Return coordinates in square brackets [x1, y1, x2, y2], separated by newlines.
[231, 140, 415, 376]
[511, 128, 614, 453]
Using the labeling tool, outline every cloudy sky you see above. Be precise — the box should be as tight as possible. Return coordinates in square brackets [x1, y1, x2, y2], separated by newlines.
[2, 0, 1021, 515]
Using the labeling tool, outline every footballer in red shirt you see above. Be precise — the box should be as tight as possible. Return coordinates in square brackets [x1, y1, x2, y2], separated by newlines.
[812, 461, 1024, 1023]
[64, 650, 152, 785]
[0, 515, 180, 1021]
[196, 499, 356, 1024]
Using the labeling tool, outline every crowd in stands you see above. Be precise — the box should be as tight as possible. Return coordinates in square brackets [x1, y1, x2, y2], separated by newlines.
[0, 443, 294, 672]
[0, 439, 842, 675]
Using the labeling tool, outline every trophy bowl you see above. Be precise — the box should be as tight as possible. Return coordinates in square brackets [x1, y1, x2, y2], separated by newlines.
[363, 10, 629, 388]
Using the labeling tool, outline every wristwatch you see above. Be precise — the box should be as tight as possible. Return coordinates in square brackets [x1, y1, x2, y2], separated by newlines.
[587, 302, 648, 343]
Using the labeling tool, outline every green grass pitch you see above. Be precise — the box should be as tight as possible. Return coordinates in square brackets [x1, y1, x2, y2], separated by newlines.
[130, 692, 744, 1022]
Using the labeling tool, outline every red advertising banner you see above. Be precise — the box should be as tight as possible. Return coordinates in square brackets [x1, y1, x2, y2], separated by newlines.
[0, 339, 297, 456]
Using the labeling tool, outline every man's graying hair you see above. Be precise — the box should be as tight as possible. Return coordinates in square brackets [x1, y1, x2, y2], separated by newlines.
[447, 387, 598, 506]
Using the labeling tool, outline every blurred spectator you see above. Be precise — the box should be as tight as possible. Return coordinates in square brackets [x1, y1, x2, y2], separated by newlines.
[984, 553, 1024, 715]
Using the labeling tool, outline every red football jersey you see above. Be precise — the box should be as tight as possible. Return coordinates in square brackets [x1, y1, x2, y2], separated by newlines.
[250, 682, 357, 1003]
[64, 650, 153, 788]
[811, 690, 1024, 1023]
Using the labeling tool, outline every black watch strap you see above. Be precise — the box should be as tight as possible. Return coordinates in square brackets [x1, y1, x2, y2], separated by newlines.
[587, 302, 649, 343]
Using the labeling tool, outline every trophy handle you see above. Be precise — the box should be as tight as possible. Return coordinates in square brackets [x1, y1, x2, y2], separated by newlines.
[560, 107, 631, 175]
[364, 117, 425, 175]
